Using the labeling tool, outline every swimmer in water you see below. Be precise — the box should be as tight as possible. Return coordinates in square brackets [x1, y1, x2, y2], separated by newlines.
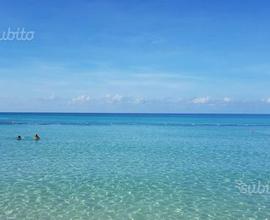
[34, 134, 40, 141]
[16, 135, 22, 140]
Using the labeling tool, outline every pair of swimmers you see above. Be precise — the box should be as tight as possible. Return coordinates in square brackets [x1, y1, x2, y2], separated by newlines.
[16, 134, 40, 141]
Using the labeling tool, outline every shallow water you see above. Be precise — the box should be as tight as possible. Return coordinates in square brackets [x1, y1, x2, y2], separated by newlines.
[1, 113, 270, 219]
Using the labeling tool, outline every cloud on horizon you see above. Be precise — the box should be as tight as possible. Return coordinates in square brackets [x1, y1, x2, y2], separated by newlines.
[191, 96, 210, 104]
[66, 94, 246, 107]
[70, 95, 91, 104]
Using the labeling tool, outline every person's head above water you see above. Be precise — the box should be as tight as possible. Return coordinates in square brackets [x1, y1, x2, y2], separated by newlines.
[16, 135, 22, 140]
[34, 134, 40, 140]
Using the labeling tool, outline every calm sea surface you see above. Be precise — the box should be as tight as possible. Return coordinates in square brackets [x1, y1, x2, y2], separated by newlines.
[1, 113, 270, 219]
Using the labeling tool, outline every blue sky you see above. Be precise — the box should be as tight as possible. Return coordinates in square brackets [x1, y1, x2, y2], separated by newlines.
[0, 0, 270, 113]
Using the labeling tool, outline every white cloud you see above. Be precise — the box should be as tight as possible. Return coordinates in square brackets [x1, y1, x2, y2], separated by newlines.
[191, 96, 210, 104]
[104, 94, 123, 104]
[223, 97, 231, 103]
[68, 95, 237, 107]
[262, 97, 270, 104]
[132, 97, 146, 104]
[69, 94, 147, 105]
[71, 95, 91, 104]
[103, 94, 148, 105]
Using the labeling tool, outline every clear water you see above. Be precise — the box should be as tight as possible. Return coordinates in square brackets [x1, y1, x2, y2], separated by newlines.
[1, 113, 270, 219]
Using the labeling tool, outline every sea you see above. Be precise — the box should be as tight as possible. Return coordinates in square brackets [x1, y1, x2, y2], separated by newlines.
[1, 113, 270, 219]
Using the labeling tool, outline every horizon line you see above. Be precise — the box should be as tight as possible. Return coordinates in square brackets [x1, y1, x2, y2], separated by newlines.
[0, 112, 270, 115]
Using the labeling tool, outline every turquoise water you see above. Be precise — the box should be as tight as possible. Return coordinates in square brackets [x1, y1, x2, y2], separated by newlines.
[1, 113, 270, 219]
